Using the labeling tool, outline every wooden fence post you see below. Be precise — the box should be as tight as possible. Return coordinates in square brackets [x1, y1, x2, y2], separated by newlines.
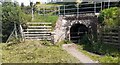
[99, 26, 103, 43]
[108, 1, 110, 8]
[110, 32, 112, 44]
[68, 26, 71, 41]
[101, 2, 103, 11]
[77, 4, 79, 18]
[94, 2, 96, 13]
[51, 32, 55, 44]
[64, 5, 65, 16]
[118, 26, 120, 47]
[101, 27, 103, 44]
[58, 6, 60, 15]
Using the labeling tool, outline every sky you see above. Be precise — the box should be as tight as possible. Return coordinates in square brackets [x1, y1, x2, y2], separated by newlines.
[15, 0, 48, 6]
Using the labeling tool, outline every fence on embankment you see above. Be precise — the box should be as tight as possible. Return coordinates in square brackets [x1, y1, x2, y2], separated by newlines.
[98, 26, 120, 47]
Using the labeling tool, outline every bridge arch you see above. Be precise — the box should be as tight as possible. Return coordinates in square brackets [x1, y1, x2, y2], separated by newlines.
[63, 14, 98, 43]
[70, 23, 88, 43]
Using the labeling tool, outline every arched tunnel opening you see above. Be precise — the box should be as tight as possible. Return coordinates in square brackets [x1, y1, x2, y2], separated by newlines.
[70, 24, 88, 43]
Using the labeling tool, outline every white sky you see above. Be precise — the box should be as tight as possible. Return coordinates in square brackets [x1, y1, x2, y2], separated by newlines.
[15, 0, 49, 6]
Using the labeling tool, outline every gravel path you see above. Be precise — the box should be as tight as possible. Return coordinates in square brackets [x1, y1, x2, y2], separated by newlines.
[62, 44, 98, 63]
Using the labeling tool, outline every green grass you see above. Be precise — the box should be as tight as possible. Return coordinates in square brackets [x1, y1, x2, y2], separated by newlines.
[76, 44, 101, 61]
[23, 13, 58, 30]
[32, 14, 58, 27]
[0, 43, 5, 64]
[76, 44, 120, 63]
[2, 40, 79, 63]
[78, 34, 120, 63]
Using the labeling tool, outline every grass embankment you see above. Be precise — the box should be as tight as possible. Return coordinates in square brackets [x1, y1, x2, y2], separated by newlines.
[2, 40, 79, 63]
[32, 14, 58, 27]
[22, 13, 58, 30]
[56, 39, 120, 63]
[21, 4, 59, 30]
[76, 43, 120, 63]
[0, 43, 3, 63]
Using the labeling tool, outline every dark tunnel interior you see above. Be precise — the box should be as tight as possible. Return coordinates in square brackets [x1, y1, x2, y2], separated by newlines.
[70, 24, 88, 43]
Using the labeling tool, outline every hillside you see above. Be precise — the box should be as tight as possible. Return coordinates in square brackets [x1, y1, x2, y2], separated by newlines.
[1, 40, 80, 63]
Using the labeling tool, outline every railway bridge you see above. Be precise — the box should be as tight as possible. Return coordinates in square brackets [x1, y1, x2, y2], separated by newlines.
[54, 1, 119, 43]
[6, 1, 119, 43]
[61, 14, 98, 43]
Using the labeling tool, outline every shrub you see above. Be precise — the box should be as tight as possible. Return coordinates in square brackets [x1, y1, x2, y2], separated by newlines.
[2, 2, 23, 42]
[80, 34, 91, 44]
[98, 7, 120, 27]
[99, 56, 119, 63]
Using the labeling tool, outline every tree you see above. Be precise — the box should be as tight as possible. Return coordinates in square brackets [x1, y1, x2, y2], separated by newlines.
[2, 2, 23, 42]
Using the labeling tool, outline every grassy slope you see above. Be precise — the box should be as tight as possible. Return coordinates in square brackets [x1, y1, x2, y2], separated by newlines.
[76, 44, 120, 63]
[32, 14, 58, 28]
[76, 44, 100, 61]
[22, 4, 59, 29]
[0, 43, 3, 63]
[2, 41, 79, 63]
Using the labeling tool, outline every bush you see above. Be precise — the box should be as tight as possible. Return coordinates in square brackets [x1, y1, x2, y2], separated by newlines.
[98, 7, 120, 27]
[80, 34, 91, 44]
[78, 39, 120, 63]
[99, 56, 119, 63]
[2, 2, 23, 42]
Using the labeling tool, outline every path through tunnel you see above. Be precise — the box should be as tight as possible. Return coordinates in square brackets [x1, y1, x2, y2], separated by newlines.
[70, 24, 88, 43]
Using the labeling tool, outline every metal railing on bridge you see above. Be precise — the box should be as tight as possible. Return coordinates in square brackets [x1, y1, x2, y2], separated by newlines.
[37, 2, 119, 16]
[58, 2, 118, 16]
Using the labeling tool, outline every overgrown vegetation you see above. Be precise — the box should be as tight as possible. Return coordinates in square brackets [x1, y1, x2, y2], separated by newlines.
[75, 7, 120, 63]
[2, 40, 79, 63]
[78, 31, 120, 63]
[2, 2, 23, 42]
[2, 1, 59, 43]
[78, 44, 119, 63]
[78, 43, 120, 63]
[98, 7, 120, 27]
